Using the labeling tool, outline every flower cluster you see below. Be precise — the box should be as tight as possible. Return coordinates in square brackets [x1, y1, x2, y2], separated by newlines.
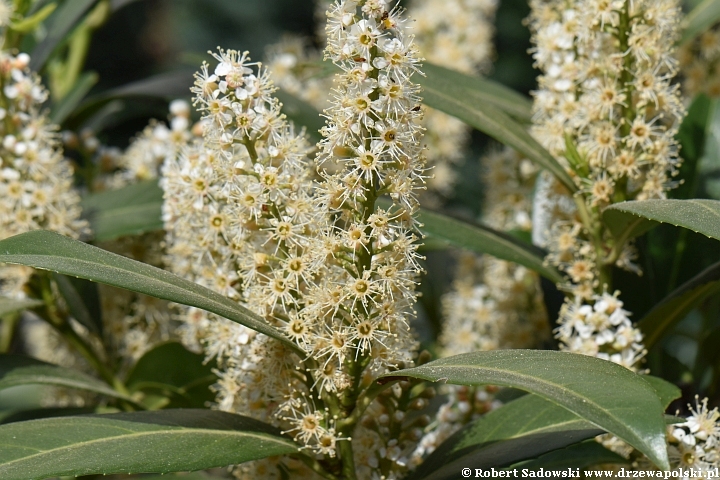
[528, 0, 685, 369]
[441, 150, 547, 355]
[528, 0, 685, 291]
[0, 51, 88, 299]
[407, 0, 498, 201]
[100, 100, 194, 190]
[556, 290, 644, 371]
[162, 48, 326, 478]
[678, 22, 720, 98]
[629, 397, 720, 474]
[162, 1, 431, 476]
[666, 398, 720, 472]
[414, 148, 549, 461]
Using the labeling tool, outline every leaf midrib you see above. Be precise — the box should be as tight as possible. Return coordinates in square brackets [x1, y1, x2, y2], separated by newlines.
[406, 362, 654, 440]
[0, 251, 294, 349]
[0, 424, 296, 470]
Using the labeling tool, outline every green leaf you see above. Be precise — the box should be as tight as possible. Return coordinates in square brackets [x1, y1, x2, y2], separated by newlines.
[52, 273, 103, 335]
[9, 3, 57, 33]
[420, 63, 533, 123]
[49, 71, 99, 125]
[383, 350, 669, 470]
[511, 440, 628, 470]
[0, 355, 130, 401]
[275, 90, 324, 142]
[673, 95, 714, 200]
[0, 407, 94, 425]
[419, 66, 576, 193]
[641, 375, 681, 409]
[408, 394, 603, 480]
[68, 69, 194, 130]
[81, 180, 164, 241]
[29, 0, 100, 71]
[0, 298, 43, 318]
[126, 342, 216, 408]
[681, 0, 720, 45]
[639, 260, 720, 349]
[603, 199, 720, 241]
[0, 230, 298, 351]
[416, 208, 562, 283]
[0, 409, 298, 479]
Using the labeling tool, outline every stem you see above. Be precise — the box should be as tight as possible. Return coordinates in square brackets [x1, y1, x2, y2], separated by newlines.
[0, 313, 19, 353]
[293, 453, 340, 480]
[37, 274, 132, 400]
[338, 439, 357, 480]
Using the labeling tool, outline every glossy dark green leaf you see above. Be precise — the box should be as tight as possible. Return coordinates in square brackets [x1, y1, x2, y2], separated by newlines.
[29, 0, 100, 71]
[0, 298, 43, 317]
[68, 69, 194, 130]
[126, 342, 216, 408]
[511, 440, 628, 471]
[49, 71, 99, 125]
[673, 95, 713, 200]
[408, 394, 603, 480]
[419, 66, 576, 193]
[0, 407, 94, 425]
[416, 209, 562, 283]
[639, 260, 720, 349]
[0, 230, 297, 351]
[604, 199, 720, 242]
[421, 63, 533, 122]
[0, 355, 128, 401]
[276, 90, 324, 142]
[52, 273, 103, 335]
[383, 350, 669, 470]
[642, 375, 681, 409]
[0, 409, 298, 479]
[81, 179, 164, 241]
[681, 0, 720, 45]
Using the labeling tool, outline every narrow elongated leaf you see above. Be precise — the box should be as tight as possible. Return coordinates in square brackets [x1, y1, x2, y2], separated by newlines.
[0, 230, 297, 351]
[68, 69, 195, 129]
[52, 273, 103, 335]
[0, 298, 42, 317]
[383, 350, 669, 469]
[673, 95, 713, 200]
[408, 394, 603, 480]
[0, 409, 298, 479]
[640, 260, 720, 349]
[417, 209, 562, 283]
[126, 342, 215, 408]
[9, 3, 57, 33]
[1, 407, 94, 425]
[50, 71, 99, 125]
[81, 178, 163, 211]
[604, 199, 720, 241]
[81, 180, 164, 241]
[0, 355, 128, 401]
[681, 0, 720, 45]
[420, 63, 533, 122]
[29, 0, 100, 71]
[420, 71, 576, 192]
[512, 440, 628, 470]
[642, 375, 682, 408]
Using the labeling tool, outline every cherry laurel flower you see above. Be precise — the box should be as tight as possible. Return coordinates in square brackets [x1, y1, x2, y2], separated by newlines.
[528, 0, 685, 372]
[163, 3, 428, 474]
